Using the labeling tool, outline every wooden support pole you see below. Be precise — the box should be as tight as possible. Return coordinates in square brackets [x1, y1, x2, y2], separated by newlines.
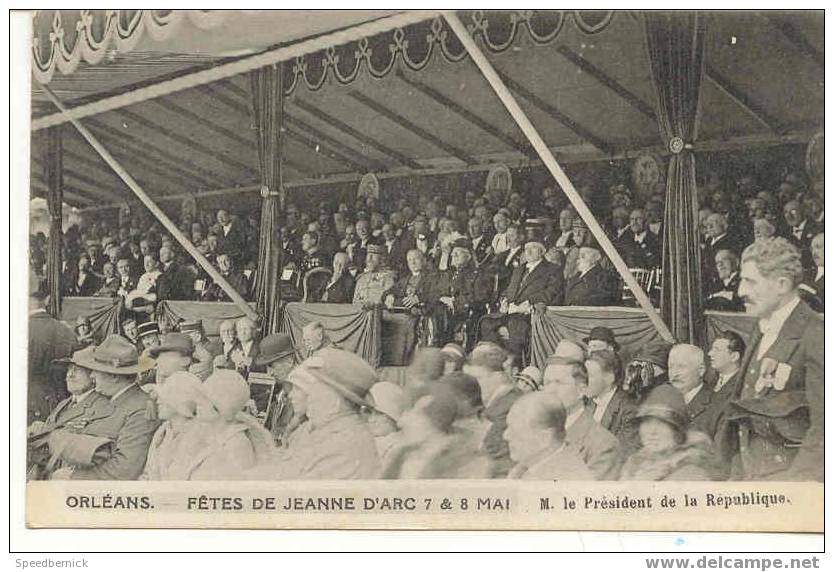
[40, 85, 259, 323]
[444, 11, 674, 343]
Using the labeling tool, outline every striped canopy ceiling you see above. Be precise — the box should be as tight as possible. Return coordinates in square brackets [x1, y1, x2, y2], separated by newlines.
[29, 10, 824, 209]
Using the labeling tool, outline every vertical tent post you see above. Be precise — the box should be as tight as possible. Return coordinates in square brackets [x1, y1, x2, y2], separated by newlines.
[249, 64, 285, 335]
[444, 11, 674, 343]
[44, 125, 63, 317]
[40, 85, 259, 323]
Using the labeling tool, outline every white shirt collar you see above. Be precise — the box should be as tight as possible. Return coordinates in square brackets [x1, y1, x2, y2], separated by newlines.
[683, 383, 704, 404]
[711, 232, 727, 245]
[241, 340, 254, 355]
[815, 267, 824, 281]
[633, 231, 647, 243]
[722, 271, 738, 287]
[758, 295, 801, 336]
[793, 219, 807, 232]
[592, 387, 617, 423]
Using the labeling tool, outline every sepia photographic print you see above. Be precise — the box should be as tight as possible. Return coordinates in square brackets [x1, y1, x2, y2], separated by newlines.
[19, 8, 824, 533]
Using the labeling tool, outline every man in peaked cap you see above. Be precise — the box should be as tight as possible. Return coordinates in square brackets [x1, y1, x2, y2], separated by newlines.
[352, 243, 397, 308]
[44, 335, 160, 480]
[148, 332, 194, 384]
[268, 348, 381, 479]
[135, 321, 161, 354]
[179, 319, 221, 381]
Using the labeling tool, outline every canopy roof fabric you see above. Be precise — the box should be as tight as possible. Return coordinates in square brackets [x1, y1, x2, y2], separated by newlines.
[30, 10, 823, 209]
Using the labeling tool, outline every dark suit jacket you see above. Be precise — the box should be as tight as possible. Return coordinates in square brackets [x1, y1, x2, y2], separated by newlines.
[492, 247, 524, 301]
[564, 265, 619, 306]
[203, 270, 250, 302]
[599, 388, 639, 454]
[156, 262, 194, 301]
[617, 229, 660, 269]
[218, 221, 248, 262]
[730, 299, 824, 480]
[470, 235, 493, 267]
[94, 277, 121, 297]
[702, 233, 744, 288]
[502, 260, 563, 306]
[786, 219, 821, 270]
[687, 384, 722, 439]
[66, 272, 101, 297]
[321, 273, 355, 304]
[705, 272, 744, 311]
[384, 271, 435, 307]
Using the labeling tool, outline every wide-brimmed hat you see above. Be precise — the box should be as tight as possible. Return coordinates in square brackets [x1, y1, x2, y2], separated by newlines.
[289, 348, 376, 408]
[71, 334, 156, 375]
[368, 382, 408, 421]
[634, 384, 689, 433]
[147, 332, 194, 358]
[583, 326, 620, 351]
[136, 321, 160, 339]
[253, 333, 297, 366]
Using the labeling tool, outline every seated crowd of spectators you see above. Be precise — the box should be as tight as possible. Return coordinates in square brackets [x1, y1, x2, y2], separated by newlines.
[29, 168, 823, 367]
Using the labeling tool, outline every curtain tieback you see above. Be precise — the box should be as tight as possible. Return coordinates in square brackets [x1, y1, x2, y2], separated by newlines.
[259, 185, 280, 198]
[668, 136, 693, 154]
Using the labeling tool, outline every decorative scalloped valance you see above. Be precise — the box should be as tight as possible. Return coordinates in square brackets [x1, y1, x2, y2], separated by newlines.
[33, 10, 620, 92]
[32, 10, 228, 84]
[283, 11, 618, 95]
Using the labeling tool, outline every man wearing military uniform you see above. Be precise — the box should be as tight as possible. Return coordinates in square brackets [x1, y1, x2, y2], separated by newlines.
[352, 244, 397, 307]
[728, 238, 823, 481]
[299, 230, 328, 274]
[41, 335, 160, 480]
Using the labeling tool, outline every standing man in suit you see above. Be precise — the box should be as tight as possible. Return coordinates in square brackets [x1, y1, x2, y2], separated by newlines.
[702, 213, 742, 290]
[564, 246, 619, 306]
[156, 245, 194, 302]
[491, 224, 526, 303]
[28, 277, 79, 422]
[542, 355, 622, 480]
[216, 209, 247, 264]
[468, 217, 494, 268]
[585, 349, 639, 454]
[479, 241, 562, 360]
[729, 238, 823, 481]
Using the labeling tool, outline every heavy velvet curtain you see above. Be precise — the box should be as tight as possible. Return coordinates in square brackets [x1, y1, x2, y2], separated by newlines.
[59, 297, 123, 341]
[282, 303, 382, 367]
[644, 12, 707, 343]
[44, 126, 63, 317]
[250, 64, 285, 335]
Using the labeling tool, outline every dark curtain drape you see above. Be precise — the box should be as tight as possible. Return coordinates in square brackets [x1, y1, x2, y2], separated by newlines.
[282, 303, 382, 367]
[249, 64, 285, 335]
[645, 12, 707, 344]
[44, 126, 63, 317]
[59, 297, 123, 341]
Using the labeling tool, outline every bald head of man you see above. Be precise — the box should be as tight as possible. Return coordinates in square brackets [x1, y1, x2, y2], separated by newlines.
[503, 392, 568, 466]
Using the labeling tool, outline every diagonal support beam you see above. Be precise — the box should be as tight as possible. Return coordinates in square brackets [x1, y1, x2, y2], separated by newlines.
[395, 70, 536, 159]
[765, 15, 824, 69]
[493, 68, 615, 156]
[444, 11, 673, 343]
[292, 99, 423, 170]
[704, 65, 781, 134]
[555, 46, 656, 120]
[348, 90, 477, 165]
[41, 85, 258, 322]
